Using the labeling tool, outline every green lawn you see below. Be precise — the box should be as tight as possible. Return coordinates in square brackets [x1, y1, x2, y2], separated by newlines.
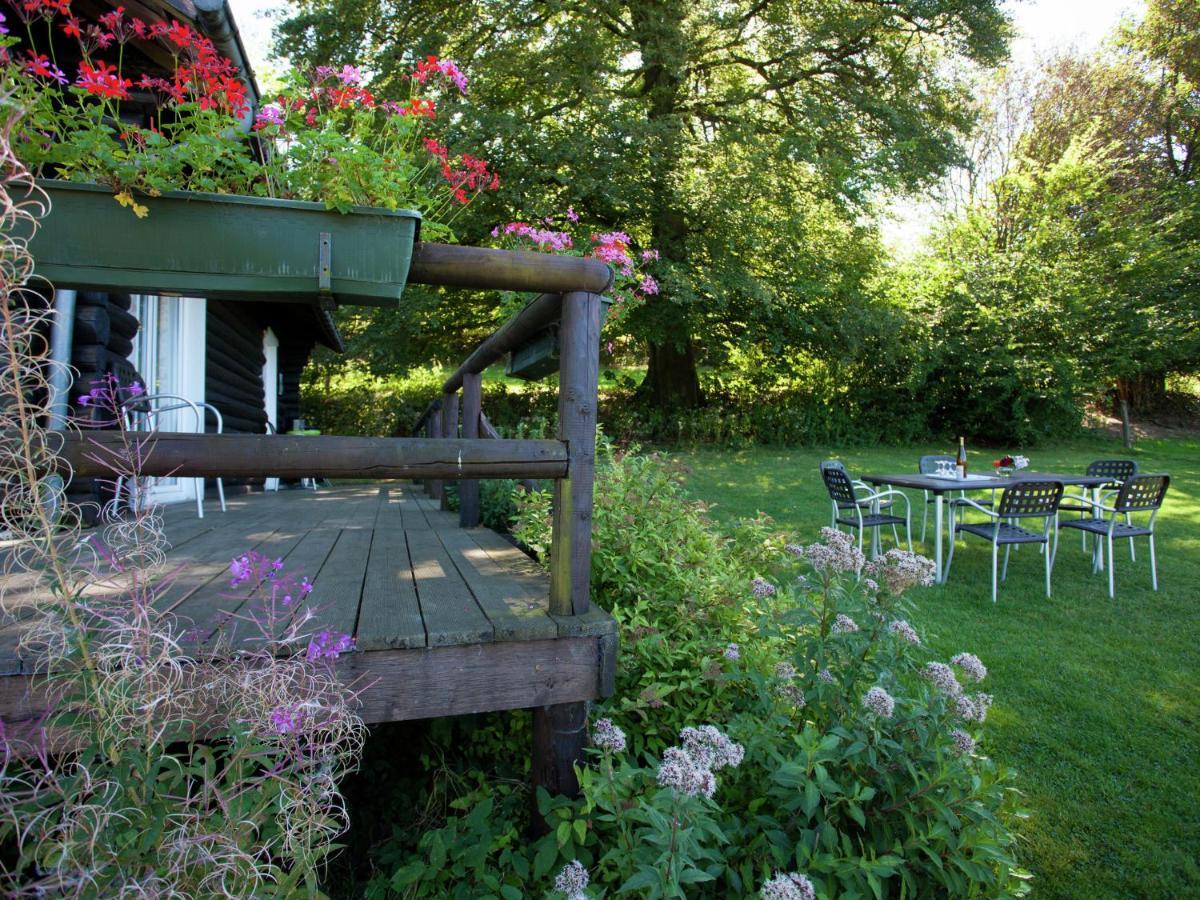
[672, 437, 1200, 899]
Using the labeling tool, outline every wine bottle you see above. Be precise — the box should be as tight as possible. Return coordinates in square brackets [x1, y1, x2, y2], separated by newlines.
[956, 436, 967, 479]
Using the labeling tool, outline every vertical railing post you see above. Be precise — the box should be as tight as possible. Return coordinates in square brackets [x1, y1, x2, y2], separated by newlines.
[440, 390, 459, 511]
[460, 373, 482, 527]
[428, 407, 443, 500]
[532, 290, 602, 827]
[421, 416, 432, 495]
[549, 290, 601, 616]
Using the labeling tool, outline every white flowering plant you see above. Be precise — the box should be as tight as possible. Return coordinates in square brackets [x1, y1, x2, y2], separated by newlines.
[375, 452, 1028, 898]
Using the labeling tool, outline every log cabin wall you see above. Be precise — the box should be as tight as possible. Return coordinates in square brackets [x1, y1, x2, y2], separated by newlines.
[205, 299, 268, 436]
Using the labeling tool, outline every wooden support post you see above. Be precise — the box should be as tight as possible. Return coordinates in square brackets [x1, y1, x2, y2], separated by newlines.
[530, 700, 587, 834]
[440, 391, 459, 511]
[429, 410, 443, 501]
[460, 373, 482, 527]
[549, 291, 601, 617]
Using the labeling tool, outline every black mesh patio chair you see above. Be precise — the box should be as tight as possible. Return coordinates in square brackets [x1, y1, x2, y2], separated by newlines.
[1057, 459, 1139, 556]
[917, 453, 993, 543]
[945, 480, 1064, 603]
[1058, 474, 1168, 598]
[821, 465, 911, 555]
[820, 459, 899, 543]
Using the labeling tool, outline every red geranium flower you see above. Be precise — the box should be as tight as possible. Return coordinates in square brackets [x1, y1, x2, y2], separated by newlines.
[77, 60, 132, 99]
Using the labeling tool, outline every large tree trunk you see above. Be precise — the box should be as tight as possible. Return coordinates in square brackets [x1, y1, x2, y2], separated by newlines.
[644, 336, 702, 409]
[631, 0, 703, 411]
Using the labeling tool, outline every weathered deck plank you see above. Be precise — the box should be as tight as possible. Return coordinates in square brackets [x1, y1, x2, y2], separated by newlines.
[357, 522, 425, 650]
[405, 528, 494, 646]
[434, 527, 558, 642]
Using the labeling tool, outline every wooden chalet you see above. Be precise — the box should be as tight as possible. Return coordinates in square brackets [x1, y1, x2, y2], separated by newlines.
[4, 0, 619, 814]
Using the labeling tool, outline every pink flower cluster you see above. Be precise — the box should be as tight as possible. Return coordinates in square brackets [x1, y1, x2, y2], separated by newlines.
[864, 549, 936, 594]
[951, 652, 988, 683]
[493, 221, 574, 251]
[305, 629, 354, 661]
[591, 717, 626, 753]
[830, 613, 859, 634]
[554, 860, 589, 900]
[862, 686, 895, 718]
[656, 725, 743, 798]
[229, 550, 313, 606]
[412, 55, 469, 94]
[794, 527, 865, 575]
[269, 704, 304, 735]
[888, 619, 921, 645]
[760, 872, 816, 900]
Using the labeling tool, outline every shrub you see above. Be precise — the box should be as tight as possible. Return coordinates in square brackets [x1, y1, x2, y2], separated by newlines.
[370, 447, 1028, 897]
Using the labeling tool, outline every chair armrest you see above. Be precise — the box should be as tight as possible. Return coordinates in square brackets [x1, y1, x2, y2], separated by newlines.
[956, 497, 997, 518]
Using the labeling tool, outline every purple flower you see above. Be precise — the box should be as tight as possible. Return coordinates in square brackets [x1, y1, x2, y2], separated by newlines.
[951, 652, 988, 683]
[591, 717, 626, 753]
[305, 629, 354, 661]
[255, 104, 285, 128]
[641, 248, 660, 262]
[314, 64, 336, 81]
[751, 577, 776, 598]
[888, 619, 921, 645]
[229, 554, 253, 587]
[760, 872, 816, 900]
[950, 728, 976, 755]
[338, 64, 363, 85]
[566, 206, 579, 223]
[0, 12, 8, 34]
[724, 643, 740, 661]
[554, 860, 589, 899]
[639, 274, 659, 295]
[830, 613, 859, 634]
[862, 686, 895, 718]
[269, 704, 303, 735]
[923, 661, 963, 698]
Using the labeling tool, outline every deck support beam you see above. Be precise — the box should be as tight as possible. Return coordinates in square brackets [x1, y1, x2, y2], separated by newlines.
[460, 374, 482, 527]
[440, 390, 459, 511]
[531, 700, 587, 833]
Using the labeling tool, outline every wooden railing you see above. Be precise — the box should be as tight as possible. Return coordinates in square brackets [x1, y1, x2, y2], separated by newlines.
[411, 285, 607, 619]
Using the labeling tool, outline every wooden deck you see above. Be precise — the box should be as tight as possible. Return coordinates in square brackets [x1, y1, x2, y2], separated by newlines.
[0, 483, 617, 726]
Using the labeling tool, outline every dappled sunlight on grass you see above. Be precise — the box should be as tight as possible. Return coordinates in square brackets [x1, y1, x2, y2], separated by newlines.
[675, 437, 1200, 898]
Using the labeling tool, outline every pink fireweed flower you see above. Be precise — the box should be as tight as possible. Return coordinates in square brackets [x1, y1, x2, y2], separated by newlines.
[591, 717, 626, 753]
[269, 704, 304, 735]
[862, 686, 895, 718]
[760, 872, 816, 900]
[305, 630, 353, 661]
[951, 652, 988, 682]
[0, 11, 7, 33]
[554, 860, 589, 900]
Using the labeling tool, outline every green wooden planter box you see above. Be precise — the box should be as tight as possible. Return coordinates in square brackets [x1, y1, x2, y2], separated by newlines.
[28, 180, 421, 307]
[507, 296, 612, 381]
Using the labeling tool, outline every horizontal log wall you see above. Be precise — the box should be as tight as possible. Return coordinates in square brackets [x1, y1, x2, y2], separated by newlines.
[57, 433, 569, 480]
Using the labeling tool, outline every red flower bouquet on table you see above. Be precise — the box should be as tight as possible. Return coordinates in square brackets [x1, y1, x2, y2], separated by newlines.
[992, 454, 1030, 476]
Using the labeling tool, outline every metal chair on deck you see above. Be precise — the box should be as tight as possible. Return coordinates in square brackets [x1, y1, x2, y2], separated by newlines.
[946, 480, 1063, 603]
[820, 465, 911, 555]
[1058, 474, 1168, 598]
[119, 393, 226, 518]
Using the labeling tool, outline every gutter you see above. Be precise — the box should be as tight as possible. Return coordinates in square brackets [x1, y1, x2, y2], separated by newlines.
[193, 0, 260, 132]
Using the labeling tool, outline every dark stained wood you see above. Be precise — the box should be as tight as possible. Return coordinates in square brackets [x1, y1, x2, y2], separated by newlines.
[404, 528, 493, 647]
[531, 700, 587, 830]
[408, 243, 612, 298]
[441, 293, 562, 394]
[440, 391, 460, 512]
[459, 374, 482, 528]
[0, 638, 610, 728]
[549, 292, 601, 617]
[428, 409, 444, 502]
[57, 433, 570, 481]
